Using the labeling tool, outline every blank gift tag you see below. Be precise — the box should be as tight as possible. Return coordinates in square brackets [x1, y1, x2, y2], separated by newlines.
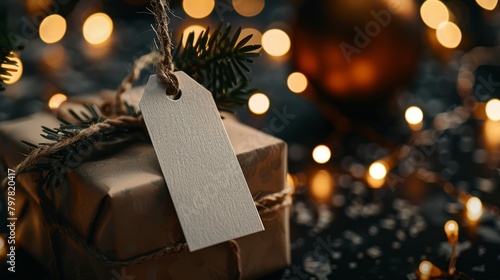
[140, 72, 264, 251]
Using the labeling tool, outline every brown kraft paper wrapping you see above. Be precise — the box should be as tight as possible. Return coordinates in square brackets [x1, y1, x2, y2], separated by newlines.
[0, 93, 290, 279]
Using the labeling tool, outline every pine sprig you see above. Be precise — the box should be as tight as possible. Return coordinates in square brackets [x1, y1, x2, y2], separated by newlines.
[22, 104, 141, 187]
[0, 7, 22, 91]
[173, 23, 261, 108]
[0, 48, 13, 91]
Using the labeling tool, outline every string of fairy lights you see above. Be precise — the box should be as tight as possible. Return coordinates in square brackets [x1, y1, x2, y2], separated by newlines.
[0, 0, 499, 278]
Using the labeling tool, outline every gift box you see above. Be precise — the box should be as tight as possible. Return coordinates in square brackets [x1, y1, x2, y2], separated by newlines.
[0, 89, 290, 279]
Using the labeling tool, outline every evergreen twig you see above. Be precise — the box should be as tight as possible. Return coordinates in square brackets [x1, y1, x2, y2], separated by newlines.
[173, 23, 261, 109]
[0, 7, 22, 91]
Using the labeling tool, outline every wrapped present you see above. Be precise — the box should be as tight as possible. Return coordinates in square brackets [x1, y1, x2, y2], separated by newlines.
[0, 88, 291, 279]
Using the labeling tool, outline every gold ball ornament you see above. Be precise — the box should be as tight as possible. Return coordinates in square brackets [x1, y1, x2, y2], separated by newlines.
[291, 0, 422, 102]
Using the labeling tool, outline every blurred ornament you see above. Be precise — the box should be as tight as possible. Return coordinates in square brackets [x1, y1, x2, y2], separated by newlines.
[290, 0, 422, 101]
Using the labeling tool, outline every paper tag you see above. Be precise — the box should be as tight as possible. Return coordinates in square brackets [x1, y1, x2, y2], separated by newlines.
[140, 72, 264, 251]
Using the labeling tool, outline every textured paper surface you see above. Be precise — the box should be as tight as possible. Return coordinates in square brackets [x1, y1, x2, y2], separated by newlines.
[140, 72, 264, 251]
[0, 91, 290, 279]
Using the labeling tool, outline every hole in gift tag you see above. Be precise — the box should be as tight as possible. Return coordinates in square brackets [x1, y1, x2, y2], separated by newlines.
[167, 89, 182, 101]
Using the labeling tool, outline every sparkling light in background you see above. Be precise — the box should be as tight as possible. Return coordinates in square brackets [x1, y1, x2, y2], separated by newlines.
[444, 220, 459, 243]
[182, 25, 206, 47]
[420, 0, 449, 29]
[368, 161, 387, 180]
[436, 22, 462, 48]
[310, 170, 333, 202]
[287, 72, 308, 94]
[183, 0, 215, 19]
[419, 261, 432, 276]
[286, 173, 297, 192]
[0, 53, 23, 85]
[262, 29, 290, 57]
[233, 0, 265, 17]
[466, 196, 482, 221]
[476, 0, 498, 10]
[405, 106, 424, 125]
[248, 93, 270, 115]
[312, 145, 331, 164]
[485, 99, 500, 121]
[39, 14, 66, 44]
[48, 93, 67, 109]
[83, 13, 113, 45]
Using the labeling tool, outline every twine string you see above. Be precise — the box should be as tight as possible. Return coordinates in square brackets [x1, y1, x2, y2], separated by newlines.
[151, 0, 180, 95]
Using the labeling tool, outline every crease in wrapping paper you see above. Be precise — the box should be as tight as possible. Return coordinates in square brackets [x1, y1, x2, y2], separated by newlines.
[0, 97, 290, 278]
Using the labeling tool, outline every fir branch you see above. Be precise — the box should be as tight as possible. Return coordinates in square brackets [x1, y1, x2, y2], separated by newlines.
[0, 7, 22, 91]
[21, 105, 143, 188]
[0, 48, 13, 91]
[173, 23, 261, 108]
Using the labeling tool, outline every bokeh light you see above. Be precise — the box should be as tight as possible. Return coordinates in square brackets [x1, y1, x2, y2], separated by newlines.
[485, 99, 500, 121]
[312, 145, 331, 164]
[419, 261, 432, 276]
[484, 120, 500, 148]
[420, 0, 449, 29]
[444, 220, 459, 243]
[83, 13, 113, 45]
[0, 53, 23, 85]
[39, 14, 66, 44]
[233, 0, 265, 17]
[476, 0, 498, 10]
[436, 21, 462, 49]
[262, 29, 290, 57]
[368, 161, 387, 180]
[466, 196, 482, 221]
[48, 93, 67, 109]
[310, 170, 333, 203]
[445, 220, 457, 233]
[182, 25, 206, 47]
[183, 0, 215, 19]
[287, 72, 308, 93]
[248, 93, 270, 115]
[405, 106, 424, 125]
